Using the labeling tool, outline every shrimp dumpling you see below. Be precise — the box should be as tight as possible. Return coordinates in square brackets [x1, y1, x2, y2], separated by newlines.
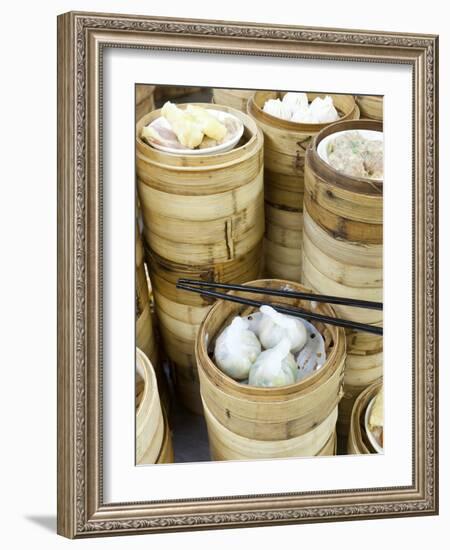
[214, 317, 261, 380]
[282, 92, 308, 116]
[248, 338, 297, 387]
[258, 305, 307, 353]
[263, 98, 292, 120]
[308, 96, 339, 123]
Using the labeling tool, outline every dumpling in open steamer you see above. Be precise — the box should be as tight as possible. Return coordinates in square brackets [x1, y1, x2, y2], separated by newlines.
[258, 305, 307, 353]
[248, 338, 297, 387]
[214, 317, 261, 380]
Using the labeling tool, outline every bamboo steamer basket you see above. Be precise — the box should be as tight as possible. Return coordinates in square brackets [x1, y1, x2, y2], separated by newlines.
[248, 91, 359, 282]
[136, 85, 156, 122]
[347, 380, 383, 454]
[212, 88, 254, 112]
[137, 103, 264, 266]
[136, 348, 165, 464]
[356, 95, 383, 121]
[196, 280, 346, 458]
[204, 401, 338, 460]
[137, 105, 264, 413]
[302, 119, 383, 437]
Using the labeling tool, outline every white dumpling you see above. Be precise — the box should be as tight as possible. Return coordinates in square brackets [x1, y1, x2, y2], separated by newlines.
[291, 107, 315, 123]
[282, 92, 308, 116]
[214, 317, 261, 380]
[248, 338, 297, 387]
[258, 305, 307, 353]
[242, 311, 263, 335]
[308, 96, 339, 123]
[263, 98, 292, 120]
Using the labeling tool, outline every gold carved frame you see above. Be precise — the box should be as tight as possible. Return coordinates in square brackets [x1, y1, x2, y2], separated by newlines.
[57, 11, 439, 538]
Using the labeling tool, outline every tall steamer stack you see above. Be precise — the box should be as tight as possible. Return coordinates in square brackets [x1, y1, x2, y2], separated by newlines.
[247, 91, 359, 281]
[303, 119, 383, 437]
[136, 104, 264, 414]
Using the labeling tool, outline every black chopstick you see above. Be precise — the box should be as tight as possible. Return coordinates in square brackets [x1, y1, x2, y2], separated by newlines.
[177, 278, 382, 311]
[176, 282, 383, 335]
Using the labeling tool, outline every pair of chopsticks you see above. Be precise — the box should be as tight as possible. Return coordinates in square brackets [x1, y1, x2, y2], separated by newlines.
[176, 279, 383, 335]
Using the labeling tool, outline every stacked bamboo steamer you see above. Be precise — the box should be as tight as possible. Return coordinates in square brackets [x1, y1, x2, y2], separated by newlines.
[136, 348, 174, 464]
[136, 85, 156, 122]
[136, 104, 265, 414]
[302, 119, 383, 438]
[247, 91, 360, 281]
[212, 89, 255, 112]
[196, 280, 346, 460]
[136, 223, 158, 368]
[348, 380, 383, 454]
[355, 96, 383, 121]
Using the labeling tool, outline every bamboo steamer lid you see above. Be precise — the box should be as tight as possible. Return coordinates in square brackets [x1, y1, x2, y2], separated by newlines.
[196, 279, 346, 442]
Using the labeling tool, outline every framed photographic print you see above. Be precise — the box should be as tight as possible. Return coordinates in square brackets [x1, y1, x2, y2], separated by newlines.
[57, 11, 439, 538]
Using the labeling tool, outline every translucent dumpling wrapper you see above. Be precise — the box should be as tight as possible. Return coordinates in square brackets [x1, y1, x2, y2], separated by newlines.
[263, 98, 292, 120]
[242, 311, 263, 335]
[291, 107, 316, 123]
[248, 338, 297, 387]
[258, 305, 307, 353]
[282, 92, 308, 116]
[307, 96, 339, 124]
[214, 317, 261, 380]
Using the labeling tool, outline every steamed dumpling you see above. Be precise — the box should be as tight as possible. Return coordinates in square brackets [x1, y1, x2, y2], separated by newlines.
[291, 107, 316, 123]
[258, 305, 307, 353]
[282, 92, 308, 116]
[248, 338, 297, 387]
[242, 311, 263, 335]
[214, 317, 261, 380]
[263, 98, 292, 120]
[307, 96, 339, 123]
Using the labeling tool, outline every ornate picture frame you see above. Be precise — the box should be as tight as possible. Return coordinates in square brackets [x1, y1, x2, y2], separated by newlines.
[57, 11, 439, 538]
